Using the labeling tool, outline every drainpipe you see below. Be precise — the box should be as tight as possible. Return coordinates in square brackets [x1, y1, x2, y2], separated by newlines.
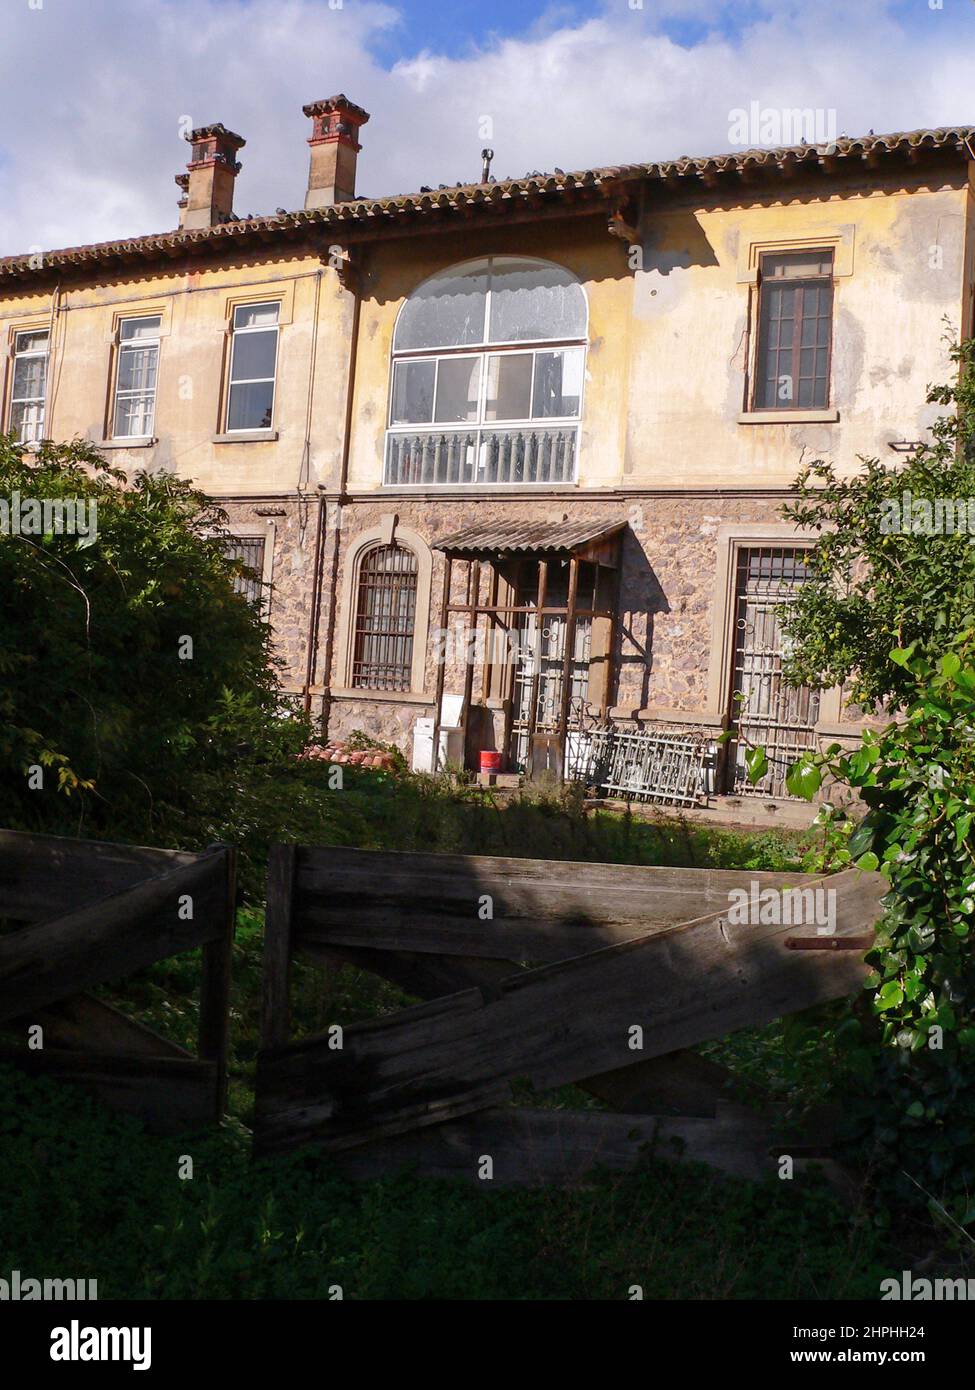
[301, 271, 325, 717]
[317, 247, 364, 735]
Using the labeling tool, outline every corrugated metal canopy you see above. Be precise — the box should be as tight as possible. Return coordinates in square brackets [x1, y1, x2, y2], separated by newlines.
[433, 518, 625, 558]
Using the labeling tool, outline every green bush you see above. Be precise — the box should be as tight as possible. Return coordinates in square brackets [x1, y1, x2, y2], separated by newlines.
[0, 436, 308, 849]
[755, 638, 975, 1224]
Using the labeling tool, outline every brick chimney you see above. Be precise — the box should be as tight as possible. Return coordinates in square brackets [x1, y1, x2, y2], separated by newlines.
[302, 95, 370, 208]
[177, 123, 245, 229]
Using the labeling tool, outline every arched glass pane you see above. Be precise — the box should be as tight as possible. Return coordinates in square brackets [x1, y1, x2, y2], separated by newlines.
[394, 263, 488, 351]
[487, 259, 586, 343]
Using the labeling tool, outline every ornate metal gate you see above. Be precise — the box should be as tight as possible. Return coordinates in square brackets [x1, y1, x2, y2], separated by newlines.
[725, 546, 820, 798]
[510, 608, 592, 773]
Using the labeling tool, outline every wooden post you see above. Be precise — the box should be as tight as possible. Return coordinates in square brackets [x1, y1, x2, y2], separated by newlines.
[430, 555, 452, 773]
[556, 554, 580, 781]
[500, 559, 521, 770]
[260, 844, 297, 1052]
[198, 844, 237, 1119]
[481, 564, 500, 704]
[605, 540, 625, 723]
[461, 560, 480, 770]
[525, 559, 547, 777]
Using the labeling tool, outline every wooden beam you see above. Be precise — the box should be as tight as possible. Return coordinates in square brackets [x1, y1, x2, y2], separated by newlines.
[0, 1046, 218, 1135]
[255, 868, 884, 1153]
[0, 829, 200, 923]
[429, 555, 452, 773]
[461, 560, 480, 771]
[0, 848, 229, 1024]
[525, 559, 547, 777]
[260, 844, 297, 1051]
[198, 845, 237, 1118]
[1, 992, 192, 1060]
[291, 846, 812, 961]
[301, 940, 738, 1118]
[556, 553, 580, 779]
[266, 1102, 779, 1181]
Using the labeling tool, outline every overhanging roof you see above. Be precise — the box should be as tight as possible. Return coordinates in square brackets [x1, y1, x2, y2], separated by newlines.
[2, 124, 972, 283]
[433, 518, 626, 559]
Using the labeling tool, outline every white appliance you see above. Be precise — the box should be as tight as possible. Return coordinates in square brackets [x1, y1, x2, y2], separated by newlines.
[411, 694, 465, 773]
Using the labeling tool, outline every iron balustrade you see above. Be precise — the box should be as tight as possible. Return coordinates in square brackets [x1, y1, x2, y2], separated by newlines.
[384, 425, 578, 486]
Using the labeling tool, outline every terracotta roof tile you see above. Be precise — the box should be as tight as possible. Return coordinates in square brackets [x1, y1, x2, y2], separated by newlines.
[2, 124, 971, 281]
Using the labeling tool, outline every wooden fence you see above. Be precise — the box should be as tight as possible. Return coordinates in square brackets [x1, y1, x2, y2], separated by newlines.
[254, 845, 885, 1184]
[0, 829, 236, 1134]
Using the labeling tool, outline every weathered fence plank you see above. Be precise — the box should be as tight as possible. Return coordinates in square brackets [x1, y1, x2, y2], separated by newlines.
[0, 1046, 218, 1133]
[0, 830, 236, 1135]
[261, 844, 297, 1051]
[256, 868, 883, 1155]
[0, 848, 227, 1023]
[3, 993, 192, 1059]
[0, 828, 199, 924]
[328, 1102, 779, 1184]
[293, 846, 810, 962]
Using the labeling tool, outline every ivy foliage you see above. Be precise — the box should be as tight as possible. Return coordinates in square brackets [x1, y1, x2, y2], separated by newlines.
[757, 640, 975, 1214]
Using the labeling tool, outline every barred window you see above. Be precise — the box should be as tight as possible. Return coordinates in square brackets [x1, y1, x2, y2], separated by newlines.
[351, 543, 418, 691]
[225, 537, 266, 607]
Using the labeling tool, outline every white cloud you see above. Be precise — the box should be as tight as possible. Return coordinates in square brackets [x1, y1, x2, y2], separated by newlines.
[0, 0, 971, 256]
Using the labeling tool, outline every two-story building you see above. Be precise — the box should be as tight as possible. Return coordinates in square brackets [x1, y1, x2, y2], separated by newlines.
[3, 101, 974, 808]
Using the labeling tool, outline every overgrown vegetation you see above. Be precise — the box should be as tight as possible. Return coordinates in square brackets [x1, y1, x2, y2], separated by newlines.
[782, 335, 975, 708]
[0, 435, 308, 867]
[0, 1062, 890, 1301]
[742, 339, 975, 1226]
[7, 350, 975, 1295]
[755, 641, 975, 1229]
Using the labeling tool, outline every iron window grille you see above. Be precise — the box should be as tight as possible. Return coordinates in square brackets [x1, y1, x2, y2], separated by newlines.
[351, 543, 419, 691]
[727, 545, 820, 798]
[225, 537, 267, 608]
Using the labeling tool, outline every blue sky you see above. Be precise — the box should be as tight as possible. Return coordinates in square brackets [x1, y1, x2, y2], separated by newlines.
[365, 0, 975, 60]
[1, 0, 974, 255]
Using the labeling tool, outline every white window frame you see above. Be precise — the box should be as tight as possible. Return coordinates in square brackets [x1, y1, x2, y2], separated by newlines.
[112, 316, 162, 440]
[9, 328, 50, 444]
[388, 344, 585, 432]
[225, 302, 280, 434]
[385, 257, 588, 488]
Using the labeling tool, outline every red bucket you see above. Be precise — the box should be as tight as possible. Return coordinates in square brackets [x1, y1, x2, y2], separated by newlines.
[479, 750, 503, 775]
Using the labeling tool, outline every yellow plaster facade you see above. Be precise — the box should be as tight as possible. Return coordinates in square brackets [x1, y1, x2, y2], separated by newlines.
[3, 132, 974, 805]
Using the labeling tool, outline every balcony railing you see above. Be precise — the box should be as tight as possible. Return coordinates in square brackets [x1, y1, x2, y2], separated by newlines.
[384, 426, 578, 487]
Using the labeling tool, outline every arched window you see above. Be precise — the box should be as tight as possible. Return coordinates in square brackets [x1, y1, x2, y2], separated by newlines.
[385, 256, 588, 487]
[351, 542, 419, 691]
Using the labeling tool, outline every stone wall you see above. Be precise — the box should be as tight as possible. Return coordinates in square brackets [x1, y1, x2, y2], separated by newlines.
[218, 495, 322, 699]
[315, 492, 791, 757]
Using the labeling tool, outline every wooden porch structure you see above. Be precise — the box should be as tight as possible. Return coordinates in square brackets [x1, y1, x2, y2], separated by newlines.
[430, 519, 626, 778]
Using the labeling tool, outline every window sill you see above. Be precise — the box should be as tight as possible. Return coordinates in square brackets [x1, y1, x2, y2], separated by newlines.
[814, 720, 871, 739]
[329, 687, 434, 705]
[738, 409, 839, 425]
[96, 437, 156, 449]
[212, 430, 278, 444]
[609, 706, 728, 729]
